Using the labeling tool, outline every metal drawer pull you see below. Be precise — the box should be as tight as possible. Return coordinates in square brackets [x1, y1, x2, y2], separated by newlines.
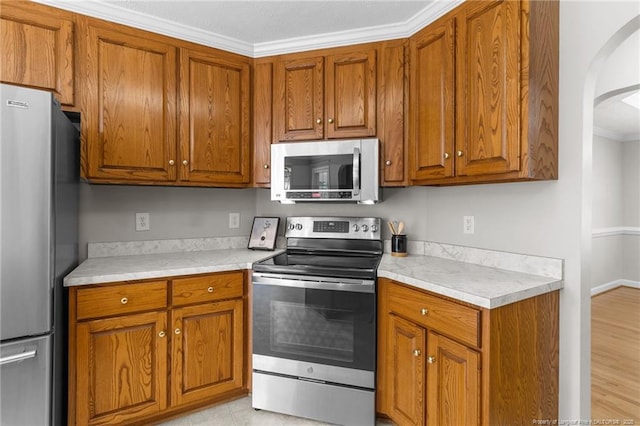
[443, 152, 450, 159]
[413, 349, 421, 357]
[316, 118, 322, 124]
[456, 150, 464, 157]
[328, 118, 334, 124]
[175, 328, 181, 335]
[427, 356, 436, 364]
[385, 160, 392, 166]
[158, 331, 166, 338]
[420, 308, 429, 316]
[182, 160, 188, 166]
[207, 286, 214, 293]
[0, 350, 37, 366]
[121, 297, 128, 305]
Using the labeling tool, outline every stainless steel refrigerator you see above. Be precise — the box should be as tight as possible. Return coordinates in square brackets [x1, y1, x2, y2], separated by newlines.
[0, 83, 79, 425]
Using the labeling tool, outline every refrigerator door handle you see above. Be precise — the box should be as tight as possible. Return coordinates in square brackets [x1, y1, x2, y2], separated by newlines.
[0, 349, 37, 365]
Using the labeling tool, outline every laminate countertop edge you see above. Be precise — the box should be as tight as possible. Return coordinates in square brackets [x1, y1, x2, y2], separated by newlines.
[64, 249, 563, 309]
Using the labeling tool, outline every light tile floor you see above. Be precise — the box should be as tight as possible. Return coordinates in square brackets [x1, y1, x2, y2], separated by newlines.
[157, 395, 393, 426]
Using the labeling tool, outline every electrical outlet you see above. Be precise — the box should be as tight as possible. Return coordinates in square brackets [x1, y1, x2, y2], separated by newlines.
[135, 213, 150, 231]
[229, 212, 240, 229]
[463, 216, 475, 234]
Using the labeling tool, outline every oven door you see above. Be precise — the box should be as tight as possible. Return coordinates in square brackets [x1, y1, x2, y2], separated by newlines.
[252, 273, 376, 386]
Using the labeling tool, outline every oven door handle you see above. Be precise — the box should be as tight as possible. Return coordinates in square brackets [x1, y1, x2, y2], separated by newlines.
[252, 273, 375, 293]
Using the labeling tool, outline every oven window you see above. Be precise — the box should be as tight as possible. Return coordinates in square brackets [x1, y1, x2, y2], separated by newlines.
[253, 284, 375, 371]
[271, 300, 354, 362]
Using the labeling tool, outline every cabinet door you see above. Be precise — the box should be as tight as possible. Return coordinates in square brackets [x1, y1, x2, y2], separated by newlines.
[409, 17, 455, 181]
[426, 332, 480, 426]
[379, 40, 407, 186]
[252, 59, 273, 185]
[456, 0, 520, 176]
[179, 48, 250, 184]
[388, 314, 425, 426]
[75, 311, 168, 425]
[274, 56, 324, 141]
[171, 299, 244, 406]
[326, 50, 376, 139]
[82, 20, 177, 182]
[0, 3, 74, 106]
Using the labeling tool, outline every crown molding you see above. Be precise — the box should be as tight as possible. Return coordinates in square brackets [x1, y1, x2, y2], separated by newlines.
[33, 0, 462, 58]
[32, 0, 255, 57]
[253, 0, 463, 57]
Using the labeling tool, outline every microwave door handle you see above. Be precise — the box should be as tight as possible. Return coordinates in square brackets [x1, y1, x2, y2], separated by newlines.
[353, 147, 360, 195]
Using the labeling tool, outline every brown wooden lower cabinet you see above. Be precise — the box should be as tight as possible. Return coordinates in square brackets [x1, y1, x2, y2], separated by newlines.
[68, 271, 247, 426]
[377, 278, 559, 426]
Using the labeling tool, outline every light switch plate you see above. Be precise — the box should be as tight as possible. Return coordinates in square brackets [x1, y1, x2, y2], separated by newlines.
[463, 216, 474, 234]
[229, 212, 240, 229]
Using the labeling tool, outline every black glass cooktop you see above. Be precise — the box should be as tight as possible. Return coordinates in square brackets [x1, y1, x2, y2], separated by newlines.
[253, 251, 382, 280]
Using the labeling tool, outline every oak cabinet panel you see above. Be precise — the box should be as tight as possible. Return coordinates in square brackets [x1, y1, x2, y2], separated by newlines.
[426, 332, 480, 426]
[179, 48, 251, 184]
[388, 314, 425, 426]
[75, 311, 168, 425]
[456, 0, 520, 177]
[377, 278, 559, 426]
[81, 19, 177, 182]
[171, 299, 244, 406]
[408, 0, 558, 185]
[409, 17, 455, 181]
[0, 2, 75, 106]
[274, 55, 324, 141]
[378, 40, 407, 186]
[252, 59, 274, 186]
[69, 272, 247, 425]
[326, 50, 377, 139]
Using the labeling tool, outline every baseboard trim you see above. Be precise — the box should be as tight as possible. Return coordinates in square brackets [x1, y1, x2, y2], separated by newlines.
[591, 279, 640, 296]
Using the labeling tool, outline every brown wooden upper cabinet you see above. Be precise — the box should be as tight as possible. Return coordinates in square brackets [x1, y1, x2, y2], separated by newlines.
[178, 48, 251, 185]
[80, 16, 251, 186]
[274, 48, 377, 142]
[409, 0, 558, 185]
[0, 1, 75, 107]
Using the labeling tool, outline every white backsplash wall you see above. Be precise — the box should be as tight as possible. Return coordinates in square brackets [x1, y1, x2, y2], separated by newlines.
[78, 183, 258, 260]
[255, 186, 430, 241]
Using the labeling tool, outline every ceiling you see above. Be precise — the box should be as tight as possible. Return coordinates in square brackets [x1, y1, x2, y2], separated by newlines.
[36, 0, 461, 57]
[594, 87, 640, 142]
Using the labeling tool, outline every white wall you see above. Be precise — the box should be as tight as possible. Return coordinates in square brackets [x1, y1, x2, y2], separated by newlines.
[595, 30, 640, 98]
[622, 141, 640, 226]
[78, 184, 258, 259]
[592, 136, 624, 228]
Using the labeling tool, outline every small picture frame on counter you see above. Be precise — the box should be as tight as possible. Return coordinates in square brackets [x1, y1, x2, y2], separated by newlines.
[248, 217, 280, 250]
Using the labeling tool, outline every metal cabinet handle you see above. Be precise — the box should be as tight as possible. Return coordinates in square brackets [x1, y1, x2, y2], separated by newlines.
[328, 118, 334, 124]
[174, 328, 181, 335]
[456, 150, 464, 157]
[0, 350, 37, 366]
[427, 356, 436, 364]
[121, 297, 128, 305]
[169, 160, 175, 166]
[385, 160, 392, 166]
[413, 349, 421, 357]
[158, 331, 166, 338]
[420, 308, 429, 316]
[263, 164, 269, 169]
[207, 286, 214, 293]
[316, 118, 322, 124]
[443, 152, 450, 159]
[182, 160, 188, 166]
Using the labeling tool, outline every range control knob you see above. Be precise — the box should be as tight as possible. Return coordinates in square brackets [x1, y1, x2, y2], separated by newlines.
[371, 224, 378, 233]
[288, 223, 295, 230]
[352, 224, 359, 232]
[295, 223, 303, 231]
[362, 224, 369, 232]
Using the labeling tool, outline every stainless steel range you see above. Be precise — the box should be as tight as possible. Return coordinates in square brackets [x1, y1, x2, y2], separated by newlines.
[251, 216, 382, 425]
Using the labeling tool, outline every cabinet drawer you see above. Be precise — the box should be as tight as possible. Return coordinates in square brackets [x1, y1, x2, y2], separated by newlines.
[172, 272, 243, 306]
[76, 281, 168, 320]
[387, 282, 480, 348]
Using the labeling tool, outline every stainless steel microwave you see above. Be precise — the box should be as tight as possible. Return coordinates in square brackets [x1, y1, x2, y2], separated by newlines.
[271, 138, 380, 204]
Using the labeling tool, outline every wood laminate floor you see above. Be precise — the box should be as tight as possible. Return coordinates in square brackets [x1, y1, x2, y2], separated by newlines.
[592, 286, 640, 423]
